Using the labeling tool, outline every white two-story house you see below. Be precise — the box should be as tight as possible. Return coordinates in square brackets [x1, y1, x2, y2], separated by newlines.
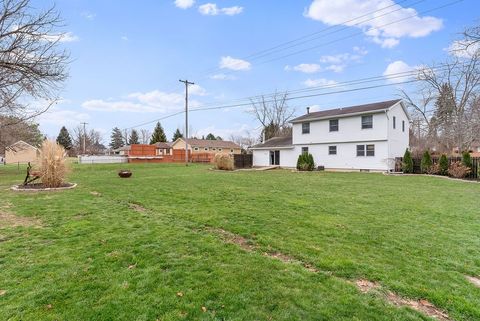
[250, 99, 410, 171]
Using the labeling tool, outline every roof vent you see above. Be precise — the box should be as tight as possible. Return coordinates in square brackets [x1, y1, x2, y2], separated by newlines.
[306, 107, 310, 114]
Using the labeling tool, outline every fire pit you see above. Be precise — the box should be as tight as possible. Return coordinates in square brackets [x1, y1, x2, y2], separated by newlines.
[118, 170, 132, 178]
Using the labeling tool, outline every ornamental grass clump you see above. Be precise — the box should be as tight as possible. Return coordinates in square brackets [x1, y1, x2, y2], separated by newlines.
[38, 140, 69, 188]
[448, 161, 471, 179]
[214, 153, 234, 171]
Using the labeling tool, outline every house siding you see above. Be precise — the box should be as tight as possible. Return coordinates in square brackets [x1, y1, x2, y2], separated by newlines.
[252, 100, 410, 171]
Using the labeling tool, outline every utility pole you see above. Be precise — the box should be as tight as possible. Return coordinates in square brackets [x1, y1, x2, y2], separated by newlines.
[81, 122, 88, 155]
[179, 79, 194, 166]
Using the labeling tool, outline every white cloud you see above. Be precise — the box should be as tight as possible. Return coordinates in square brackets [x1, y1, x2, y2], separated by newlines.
[43, 32, 79, 43]
[305, 0, 442, 48]
[286, 63, 322, 73]
[287, 47, 367, 74]
[219, 56, 251, 71]
[81, 12, 96, 20]
[121, 36, 129, 41]
[199, 3, 243, 16]
[174, 0, 195, 9]
[383, 60, 415, 83]
[82, 89, 203, 113]
[38, 107, 90, 126]
[446, 40, 480, 59]
[188, 84, 208, 96]
[303, 78, 338, 88]
[210, 73, 236, 80]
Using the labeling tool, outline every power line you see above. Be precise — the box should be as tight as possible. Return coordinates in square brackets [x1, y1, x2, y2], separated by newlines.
[134, 0, 438, 100]
[122, 65, 457, 131]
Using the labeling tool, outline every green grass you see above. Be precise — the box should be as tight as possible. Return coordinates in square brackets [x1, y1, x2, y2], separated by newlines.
[0, 163, 479, 320]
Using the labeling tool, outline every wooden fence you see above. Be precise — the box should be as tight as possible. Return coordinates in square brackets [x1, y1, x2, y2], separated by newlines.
[234, 154, 253, 169]
[395, 156, 479, 179]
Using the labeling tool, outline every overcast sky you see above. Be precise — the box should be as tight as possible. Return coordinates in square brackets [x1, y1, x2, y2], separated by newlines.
[34, 0, 479, 143]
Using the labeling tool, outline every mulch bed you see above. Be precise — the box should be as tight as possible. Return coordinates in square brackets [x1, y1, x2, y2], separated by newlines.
[11, 183, 76, 192]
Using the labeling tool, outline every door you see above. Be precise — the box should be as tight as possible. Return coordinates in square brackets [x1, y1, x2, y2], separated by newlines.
[269, 150, 280, 165]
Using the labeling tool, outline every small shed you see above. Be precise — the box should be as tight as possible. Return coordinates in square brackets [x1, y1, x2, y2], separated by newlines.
[5, 141, 40, 164]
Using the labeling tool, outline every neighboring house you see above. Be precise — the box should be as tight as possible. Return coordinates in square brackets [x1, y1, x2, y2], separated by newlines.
[171, 138, 242, 155]
[113, 145, 131, 156]
[250, 99, 410, 172]
[5, 141, 40, 164]
[153, 142, 173, 156]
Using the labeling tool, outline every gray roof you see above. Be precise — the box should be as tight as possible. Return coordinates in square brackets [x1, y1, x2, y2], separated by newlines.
[291, 99, 402, 123]
[182, 138, 241, 149]
[250, 136, 292, 149]
[113, 145, 131, 152]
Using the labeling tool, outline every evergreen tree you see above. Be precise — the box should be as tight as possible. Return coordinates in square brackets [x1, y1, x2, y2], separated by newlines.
[402, 149, 413, 173]
[56, 126, 72, 150]
[216, 136, 223, 141]
[172, 128, 183, 141]
[462, 151, 472, 168]
[150, 122, 167, 144]
[110, 127, 124, 149]
[420, 150, 432, 173]
[129, 129, 140, 145]
[439, 154, 449, 175]
[205, 133, 217, 140]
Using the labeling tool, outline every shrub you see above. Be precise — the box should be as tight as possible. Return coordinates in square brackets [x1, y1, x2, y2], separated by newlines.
[448, 161, 471, 178]
[214, 153, 234, 171]
[426, 163, 440, 175]
[38, 140, 69, 188]
[420, 150, 432, 173]
[462, 151, 472, 168]
[439, 154, 449, 176]
[296, 153, 315, 171]
[402, 149, 413, 173]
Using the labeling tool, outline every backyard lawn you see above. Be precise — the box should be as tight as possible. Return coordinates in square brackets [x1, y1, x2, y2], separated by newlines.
[0, 163, 479, 321]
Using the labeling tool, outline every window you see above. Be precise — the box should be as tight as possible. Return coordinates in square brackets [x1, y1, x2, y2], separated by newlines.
[301, 147, 309, 154]
[328, 146, 337, 155]
[194, 147, 199, 151]
[366, 144, 375, 156]
[218, 148, 222, 151]
[357, 144, 375, 156]
[402, 120, 405, 132]
[356, 145, 365, 156]
[230, 149, 234, 153]
[393, 116, 396, 129]
[302, 122, 310, 134]
[361, 115, 373, 129]
[212, 148, 216, 151]
[329, 119, 339, 132]
[204, 147, 208, 151]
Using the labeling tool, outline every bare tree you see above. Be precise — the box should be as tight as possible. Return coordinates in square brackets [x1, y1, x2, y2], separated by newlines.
[402, 39, 480, 153]
[249, 91, 294, 141]
[0, 0, 69, 126]
[71, 126, 104, 155]
[229, 132, 258, 153]
[140, 129, 151, 144]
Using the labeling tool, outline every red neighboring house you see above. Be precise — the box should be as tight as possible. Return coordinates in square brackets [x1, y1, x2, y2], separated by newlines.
[125, 143, 213, 163]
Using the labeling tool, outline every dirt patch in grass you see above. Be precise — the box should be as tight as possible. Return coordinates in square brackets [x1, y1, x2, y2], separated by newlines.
[207, 227, 452, 321]
[90, 191, 102, 196]
[207, 227, 320, 272]
[386, 292, 451, 321]
[0, 210, 41, 228]
[466, 275, 480, 287]
[355, 279, 381, 293]
[355, 280, 452, 321]
[128, 203, 146, 213]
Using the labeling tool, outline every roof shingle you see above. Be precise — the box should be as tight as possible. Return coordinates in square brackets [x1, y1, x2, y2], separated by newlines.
[291, 99, 402, 123]
[250, 136, 293, 149]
